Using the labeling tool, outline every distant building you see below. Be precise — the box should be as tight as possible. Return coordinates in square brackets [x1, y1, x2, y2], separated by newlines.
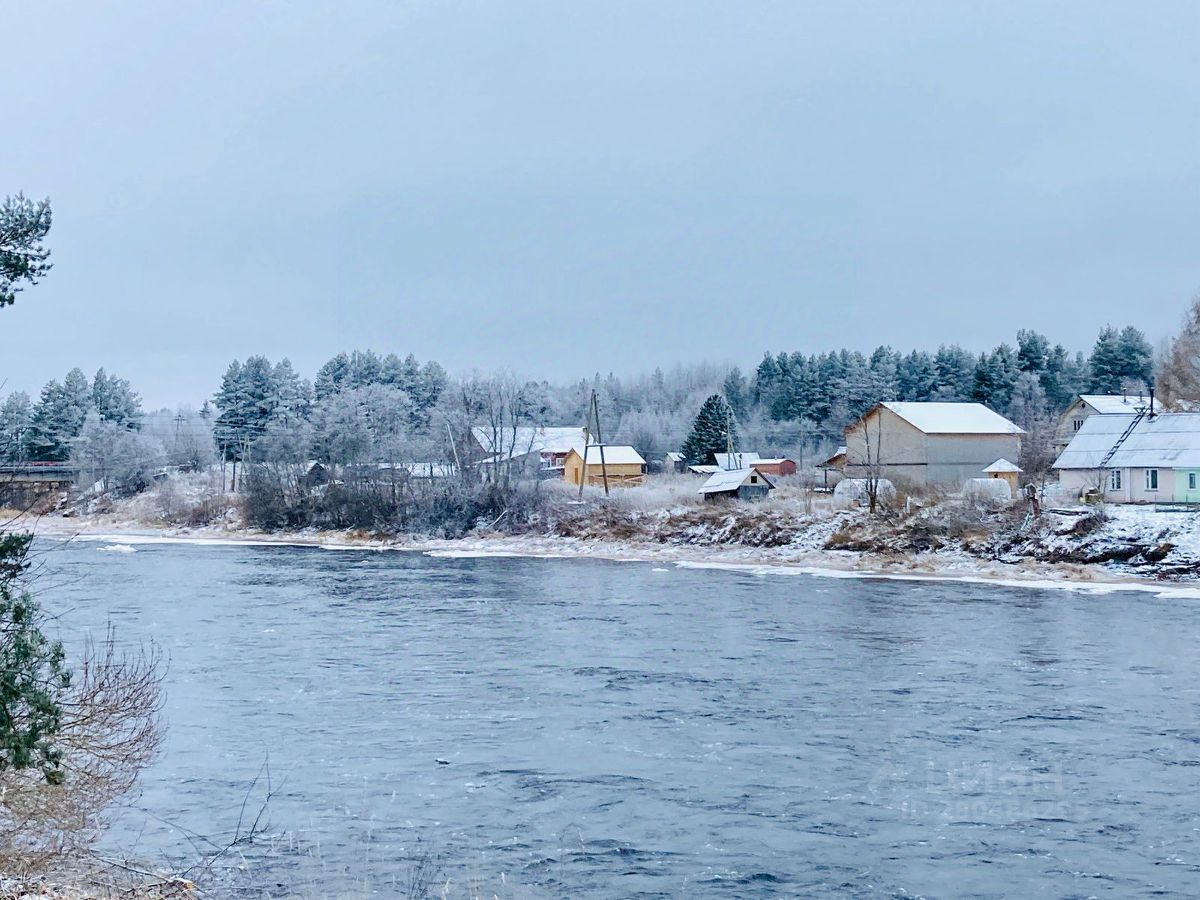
[817, 446, 847, 490]
[844, 402, 1025, 487]
[664, 451, 686, 473]
[469, 426, 585, 476]
[1054, 412, 1200, 503]
[751, 458, 797, 477]
[1054, 394, 1151, 453]
[714, 451, 760, 470]
[687, 464, 721, 476]
[563, 445, 647, 487]
[698, 468, 775, 502]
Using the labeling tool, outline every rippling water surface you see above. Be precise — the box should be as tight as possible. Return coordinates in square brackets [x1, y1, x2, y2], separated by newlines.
[33, 538, 1200, 897]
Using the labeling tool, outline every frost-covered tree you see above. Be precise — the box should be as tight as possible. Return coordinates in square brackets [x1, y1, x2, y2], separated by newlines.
[1087, 326, 1152, 394]
[0, 393, 32, 462]
[681, 394, 739, 465]
[722, 367, 748, 419]
[91, 369, 142, 428]
[1158, 296, 1200, 408]
[23, 370, 92, 461]
[0, 194, 52, 308]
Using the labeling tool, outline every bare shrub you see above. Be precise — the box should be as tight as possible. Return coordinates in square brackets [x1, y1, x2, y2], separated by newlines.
[0, 627, 164, 874]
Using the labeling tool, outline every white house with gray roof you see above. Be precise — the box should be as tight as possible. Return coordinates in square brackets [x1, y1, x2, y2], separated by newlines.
[1054, 412, 1200, 503]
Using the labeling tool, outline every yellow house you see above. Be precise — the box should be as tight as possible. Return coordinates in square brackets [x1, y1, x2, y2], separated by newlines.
[563, 446, 647, 487]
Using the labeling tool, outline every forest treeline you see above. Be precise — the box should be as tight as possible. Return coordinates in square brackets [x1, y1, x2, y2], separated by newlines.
[0, 324, 1159, 495]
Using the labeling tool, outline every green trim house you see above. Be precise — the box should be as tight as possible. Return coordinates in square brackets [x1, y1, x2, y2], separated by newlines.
[1054, 412, 1200, 503]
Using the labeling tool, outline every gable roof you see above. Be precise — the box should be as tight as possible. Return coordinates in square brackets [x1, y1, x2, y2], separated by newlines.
[1077, 394, 1152, 415]
[982, 458, 1021, 473]
[1054, 413, 1200, 470]
[568, 445, 646, 466]
[879, 402, 1026, 435]
[698, 467, 776, 495]
[471, 426, 584, 457]
[819, 446, 848, 467]
[715, 451, 760, 469]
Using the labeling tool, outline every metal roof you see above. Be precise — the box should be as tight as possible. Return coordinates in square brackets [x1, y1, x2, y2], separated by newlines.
[714, 451, 760, 469]
[880, 402, 1025, 435]
[570, 445, 646, 466]
[1054, 413, 1200, 469]
[1078, 394, 1152, 415]
[698, 468, 776, 494]
[471, 426, 584, 457]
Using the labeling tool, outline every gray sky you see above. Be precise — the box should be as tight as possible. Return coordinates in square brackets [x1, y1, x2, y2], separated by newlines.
[3, 1, 1198, 409]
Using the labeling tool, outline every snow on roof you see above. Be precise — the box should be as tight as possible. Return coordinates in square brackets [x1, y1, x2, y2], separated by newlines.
[715, 451, 760, 469]
[881, 402, 1026, 435]
[471, 426, 584, 457]
[665, 452, 684, 461]
[1078, 394, 1151, 415]
[688, 464, 721, 475]
[819, 446, 848, 467]
[982, 458, 1022, 473]
[698, 468, 776, 494]
[1054, 413, 1200, 470]
[571, 445, 646, 466]
[753, 458, 792, 465]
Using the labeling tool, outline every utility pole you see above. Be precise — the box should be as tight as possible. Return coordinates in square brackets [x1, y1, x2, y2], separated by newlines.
[578, 390, 610, 497]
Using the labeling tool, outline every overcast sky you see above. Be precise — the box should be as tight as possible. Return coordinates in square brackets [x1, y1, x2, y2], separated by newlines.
[3, 1, 1198, 408]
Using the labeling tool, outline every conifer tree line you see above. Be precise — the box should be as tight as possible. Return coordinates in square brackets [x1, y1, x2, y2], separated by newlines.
[0, 322, 1161, 481]
[0, 368, 141, 462]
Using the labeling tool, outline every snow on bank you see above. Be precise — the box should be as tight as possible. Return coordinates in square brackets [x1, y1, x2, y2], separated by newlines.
[21, 515, 1200, 600]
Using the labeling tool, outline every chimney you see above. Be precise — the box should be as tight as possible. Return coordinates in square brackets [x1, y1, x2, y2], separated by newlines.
[1149, 387, 1156, 419]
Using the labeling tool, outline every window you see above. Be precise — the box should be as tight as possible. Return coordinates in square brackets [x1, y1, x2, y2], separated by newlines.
[1109, 470, 1121, 491]
[1191, 473, 1198, 491]
[1073, 418, 1084, 432]
[750, 475, 758, 484]
[1146, 469, 1159, 491]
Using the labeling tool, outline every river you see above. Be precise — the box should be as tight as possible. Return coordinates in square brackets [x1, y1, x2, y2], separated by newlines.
[32, 537, 1200, 898]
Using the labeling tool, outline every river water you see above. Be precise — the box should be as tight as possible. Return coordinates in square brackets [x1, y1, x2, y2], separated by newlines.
[32, 537, 1200, 898]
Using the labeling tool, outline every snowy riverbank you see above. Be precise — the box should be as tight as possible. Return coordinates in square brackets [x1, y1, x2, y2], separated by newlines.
[15, 502, 1200, 600]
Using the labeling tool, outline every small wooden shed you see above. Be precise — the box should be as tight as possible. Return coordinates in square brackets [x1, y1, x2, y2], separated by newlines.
[698, 468, 775, 502]
[563, 445, 647, 487]
[982, 458, 1021, 492]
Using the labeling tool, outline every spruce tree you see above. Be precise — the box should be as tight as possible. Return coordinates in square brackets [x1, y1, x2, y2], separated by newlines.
[681, 394, 739, 465]
[1088, 326, 1125, 393]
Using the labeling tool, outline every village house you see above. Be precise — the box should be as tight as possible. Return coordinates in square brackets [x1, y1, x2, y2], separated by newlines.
[1054, 394, 1152, 453]
[563, 445, 647, 487]
[663, 451, 686, 473]
[1053, 412, 1200, 503]
[698, 467, 775, 502]
[843, 402, 1025, 488]
[469, 426, 585, 476]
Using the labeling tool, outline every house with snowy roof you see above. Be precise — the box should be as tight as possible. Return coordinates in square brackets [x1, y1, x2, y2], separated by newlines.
[698, 467, 775, 502]
[843, 402, 1025, 488]
[1053, 412, 1200, 503]
[563, 445, 647, 487]
[469, 425, 585, 475]
[1054, 394, 1153, 454]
